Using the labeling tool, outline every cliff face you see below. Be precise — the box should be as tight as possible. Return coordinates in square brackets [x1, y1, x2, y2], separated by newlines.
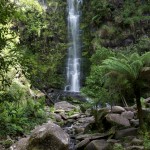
[17, 0, 67, 89]
[81, 0, 150, 53]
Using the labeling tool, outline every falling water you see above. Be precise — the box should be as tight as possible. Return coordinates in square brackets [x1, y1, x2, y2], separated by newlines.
[38, 0, 47, 9]
[65, 0, 82, 92]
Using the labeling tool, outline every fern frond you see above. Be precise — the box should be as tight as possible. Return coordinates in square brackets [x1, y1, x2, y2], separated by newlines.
[141, 52, 150, 65]
[129, 53, 140, 63]
[102, 57, 136, 79]
[117, 53, 129, 61]
[130, 60, 143, 78]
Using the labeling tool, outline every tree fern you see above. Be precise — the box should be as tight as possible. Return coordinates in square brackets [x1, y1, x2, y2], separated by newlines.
[129, 53, 140, 62]
[141, 52, 150, 65]
[102, 57, 136, 79]
[130, 60, 143, 78]
[101, 52, 150, 128]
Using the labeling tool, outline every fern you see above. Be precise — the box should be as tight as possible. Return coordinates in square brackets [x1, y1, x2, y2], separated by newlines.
[141, 52, 150, 65]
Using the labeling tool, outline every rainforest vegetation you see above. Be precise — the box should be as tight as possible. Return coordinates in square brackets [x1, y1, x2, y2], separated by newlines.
[0, 0, 67, 137]
[0, 0, 150, 149]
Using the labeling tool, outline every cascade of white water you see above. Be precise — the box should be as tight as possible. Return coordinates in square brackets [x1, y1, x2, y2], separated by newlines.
[65, 0, 82, 92]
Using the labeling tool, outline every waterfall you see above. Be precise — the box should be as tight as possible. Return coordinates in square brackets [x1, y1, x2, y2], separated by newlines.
[38, 0, 47, 9]
[65, 0, 82, 92]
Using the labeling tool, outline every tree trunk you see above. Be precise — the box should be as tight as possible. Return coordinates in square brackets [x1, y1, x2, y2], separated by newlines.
[134, 87, 143, 129]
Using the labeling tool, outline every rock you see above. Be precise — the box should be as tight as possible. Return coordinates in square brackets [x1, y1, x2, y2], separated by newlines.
[126, 145, 144, 150]
[73, 125, 85, 134]
[0, 145, 5, 150]
[0, 145, 4, 150]
[85, 140, 111, 150]
[131, 138, 143, 145]
[76, 133, 110, 141]
[130, 119, 139, 127]
[106, 113, 130, 127]
[75, 138, 90, 150]
[145, 97, 150, 103]
[85, 109, 91, 116]
[10, 137, 29, 150]
[124, 107, 136, 112]
[115, 128, 138, 139]
[54, 109, 65, 113]
[107, 139, 119, 144]
[60, 112, 68, 120]
[77, 116, 95, 123]
[73, 115, 95, 134]
[27, 121, 69, 150]
[54, 101, 77, 112]
[111, 106, 125, 113]
[68, 113, 80, 119]
[52, 113, 63, 122]
[121, 111, 134, 120]
[12, 122, 70, 150]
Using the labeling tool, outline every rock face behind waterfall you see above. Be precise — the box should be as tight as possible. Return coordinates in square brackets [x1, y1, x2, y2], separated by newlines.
[11, 122, 70, 150]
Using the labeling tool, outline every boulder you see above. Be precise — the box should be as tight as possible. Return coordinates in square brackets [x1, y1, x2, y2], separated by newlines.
[75, 138, 90, 150]
[11, 122, 69, 150]
[121, 111, 134, 120]
[111, 106, 125, 113]
[27, 121, 69, 150]
[131, 138, 143, 145]
[115, 128, 138, 139]
[85, 140, 111, 150]
[54, 101, 77, 112]
[106, 113, 130, 127]
[0, 145, 5, 150]
[10, 137, 29, 150]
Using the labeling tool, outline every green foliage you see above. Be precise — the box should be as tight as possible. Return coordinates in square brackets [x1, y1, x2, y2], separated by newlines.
[81, 47, 115, 106]
[0, 98, 46, 137]
[143, 131, 150, 150]
[82, 0, 150, 54]
[0, 67, 47, 137]
[113, 143, 124, 150]
[101, 52, 150, 127]
[118, 1, 150, 26]
[15, 0, 67, 89]
[83, 49, 150, 127]
[0, 0, 20, 89]
[90, 46, 114, 65]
